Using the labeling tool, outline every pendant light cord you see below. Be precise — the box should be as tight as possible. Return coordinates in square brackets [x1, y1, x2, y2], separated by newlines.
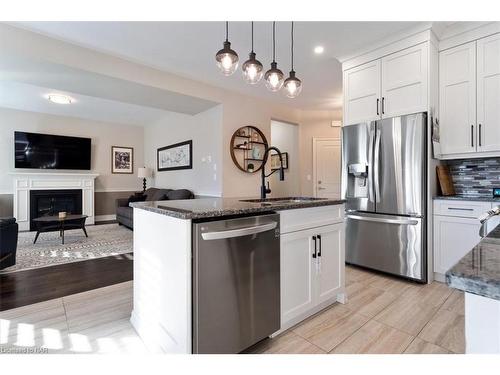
[251, 22, 254, 53]
[272, 21, 276, 63]
[225, 21, 229, 42]
[291, 21, 294, 71]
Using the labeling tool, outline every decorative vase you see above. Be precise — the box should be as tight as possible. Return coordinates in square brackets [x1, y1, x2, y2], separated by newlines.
[252, 147, 261, 159]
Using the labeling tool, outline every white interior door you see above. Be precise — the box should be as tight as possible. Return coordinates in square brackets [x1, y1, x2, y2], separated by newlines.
[313, 138, 341, 198]
[439, 41, 477, 156]
[343, 60, 381, 126]
[477, 33, 500, 153]
[381, 43, 428, 118]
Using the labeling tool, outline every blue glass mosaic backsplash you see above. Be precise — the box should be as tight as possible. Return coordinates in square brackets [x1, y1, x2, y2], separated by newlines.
[447, 158, 500, 197]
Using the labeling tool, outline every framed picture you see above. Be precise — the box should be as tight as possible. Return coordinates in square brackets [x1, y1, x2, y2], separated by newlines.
[157, 140, 193, 171]
[111, 146, 134, 174]
[271, 152, 289, 170]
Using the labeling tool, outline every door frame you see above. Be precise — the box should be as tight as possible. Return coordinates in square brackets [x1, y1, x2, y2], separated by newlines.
[312, 137, 341, 198]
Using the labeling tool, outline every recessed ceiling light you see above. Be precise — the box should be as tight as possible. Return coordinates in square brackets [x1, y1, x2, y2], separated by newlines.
[47, 94, 73, 104]
[314, 46, 324, 54]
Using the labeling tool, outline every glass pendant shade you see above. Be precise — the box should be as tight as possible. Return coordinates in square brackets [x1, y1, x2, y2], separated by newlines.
[284, 70, 302, 98]
[215, 41, 239, 76]
[242, 54, 264, 84]
[264, 62, 285, 92]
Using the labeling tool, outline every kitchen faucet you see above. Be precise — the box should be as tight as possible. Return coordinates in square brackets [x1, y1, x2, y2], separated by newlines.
[260, 146, 285, 199]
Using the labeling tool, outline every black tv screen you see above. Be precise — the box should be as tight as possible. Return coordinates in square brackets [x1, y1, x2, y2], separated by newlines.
[15, 131, 91, 170]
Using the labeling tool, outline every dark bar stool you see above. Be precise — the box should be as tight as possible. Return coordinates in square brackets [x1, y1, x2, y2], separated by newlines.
[0, 217, 18, 270]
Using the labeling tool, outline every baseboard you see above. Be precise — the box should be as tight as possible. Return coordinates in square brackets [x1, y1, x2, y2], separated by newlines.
[94, 214, 116, 222]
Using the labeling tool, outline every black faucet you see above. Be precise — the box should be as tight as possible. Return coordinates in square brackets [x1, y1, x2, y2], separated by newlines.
[260, 146, 285, 199]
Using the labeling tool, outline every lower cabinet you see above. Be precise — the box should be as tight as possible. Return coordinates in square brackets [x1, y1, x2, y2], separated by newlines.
[281, 222, 345, 329]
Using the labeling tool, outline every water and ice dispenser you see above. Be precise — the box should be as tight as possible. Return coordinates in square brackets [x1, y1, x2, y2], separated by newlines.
[346, 163, 368, 198]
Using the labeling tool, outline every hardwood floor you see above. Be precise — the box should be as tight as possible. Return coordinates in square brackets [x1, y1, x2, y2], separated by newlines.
[0, 253, 133, 312]
[0, 265, 464, 354]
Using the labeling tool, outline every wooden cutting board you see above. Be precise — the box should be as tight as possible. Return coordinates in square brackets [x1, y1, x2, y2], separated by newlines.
[436, 165, 456, 196]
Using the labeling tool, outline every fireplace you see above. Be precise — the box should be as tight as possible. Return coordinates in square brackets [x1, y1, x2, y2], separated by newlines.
[29, 189, 82, 231]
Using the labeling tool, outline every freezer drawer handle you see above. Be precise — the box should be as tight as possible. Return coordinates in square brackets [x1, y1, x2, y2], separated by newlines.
[201, 222, 278, 240]
[447, 207, 474, 211]
[347, 214, 418, 226]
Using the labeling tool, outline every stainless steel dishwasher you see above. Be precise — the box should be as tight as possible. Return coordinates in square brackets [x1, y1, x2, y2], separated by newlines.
[192, 213, 280, 354]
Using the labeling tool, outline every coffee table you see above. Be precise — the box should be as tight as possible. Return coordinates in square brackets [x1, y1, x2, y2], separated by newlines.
[32, 214, 88, 245]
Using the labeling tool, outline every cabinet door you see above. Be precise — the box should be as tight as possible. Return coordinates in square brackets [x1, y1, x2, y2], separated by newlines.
[433, 215, 482, 275]
[343, 60, 381, 126]
[477, 33, 500, 153]
[280, 229, 317, 325]
[381, 43, 429, 118]
[316, 223, 344, 304]
[439, 41, 477, 156]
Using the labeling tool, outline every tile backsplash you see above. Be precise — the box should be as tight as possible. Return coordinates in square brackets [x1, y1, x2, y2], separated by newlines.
[446, 158, 500, 197]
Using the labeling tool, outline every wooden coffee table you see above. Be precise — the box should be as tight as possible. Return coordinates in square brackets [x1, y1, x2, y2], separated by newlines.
[32, 214, 88, 245]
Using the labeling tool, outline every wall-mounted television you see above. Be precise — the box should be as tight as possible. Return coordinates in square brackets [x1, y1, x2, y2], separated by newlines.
[15, 131, 91, 170]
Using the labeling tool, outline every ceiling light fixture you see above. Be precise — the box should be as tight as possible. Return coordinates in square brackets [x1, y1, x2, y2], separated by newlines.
[314, 46, 324, 54]
[47, 94, 73, 104]
[283, 22, 302, 99]
[242, 22, 264, 84]
[215, 21, 239, 76]
[264, 22, 284, 92]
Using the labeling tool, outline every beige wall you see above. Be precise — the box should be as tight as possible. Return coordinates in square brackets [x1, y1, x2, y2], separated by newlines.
[299, 110, 342, 196]
[0, 107, 144, 194]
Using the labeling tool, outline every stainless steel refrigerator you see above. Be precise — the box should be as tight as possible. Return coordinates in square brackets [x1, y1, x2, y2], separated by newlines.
[342, 112, 427, 282]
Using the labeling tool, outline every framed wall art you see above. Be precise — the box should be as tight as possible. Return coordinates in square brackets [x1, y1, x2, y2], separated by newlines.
[157, 140, 193, 171]
[270, 152, 288, 170]
[111, 146, 134, 174]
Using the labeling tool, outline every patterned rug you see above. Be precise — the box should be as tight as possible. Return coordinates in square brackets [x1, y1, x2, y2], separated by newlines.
[0, 223, 133, 274]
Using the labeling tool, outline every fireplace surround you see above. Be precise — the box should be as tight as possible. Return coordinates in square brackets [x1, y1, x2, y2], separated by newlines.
[29, 189, 83, 231]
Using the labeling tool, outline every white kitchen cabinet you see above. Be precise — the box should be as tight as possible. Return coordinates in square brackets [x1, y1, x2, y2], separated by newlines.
[316, 224, 345, 304]
[439, 41, 477, 156]
[343, 42, 430, 126]
[381, 43, 428, 118]
[343, 59, 381, 126]
[279, 206, 345, 331]
[477, 33, 500, 153]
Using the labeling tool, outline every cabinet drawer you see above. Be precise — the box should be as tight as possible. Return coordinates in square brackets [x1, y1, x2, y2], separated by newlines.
[433, 200, 491, 218]
[280, 205, 344, 234]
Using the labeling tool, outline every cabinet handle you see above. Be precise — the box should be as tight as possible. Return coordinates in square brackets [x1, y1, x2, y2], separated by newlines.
[317, 235, 322, 257]
[376, 98, 380, 116]
[471, 125, 474, 148]
[312, 236, 317, 259]
[479, 124, 482, 147]
[381, 97, 385, 114]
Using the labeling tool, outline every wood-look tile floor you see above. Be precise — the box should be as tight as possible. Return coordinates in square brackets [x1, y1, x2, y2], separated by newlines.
[0, 266, 465, 354]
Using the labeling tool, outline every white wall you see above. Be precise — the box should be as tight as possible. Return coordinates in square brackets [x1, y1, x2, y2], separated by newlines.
[269, 120, 300, 197]
[0, 107, 144, 194]
[144, 105, 223, 196]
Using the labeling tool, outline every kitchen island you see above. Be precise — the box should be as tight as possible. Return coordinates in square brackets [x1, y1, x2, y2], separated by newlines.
[129, 197, 345, 353]
[446, 224, 500, 353]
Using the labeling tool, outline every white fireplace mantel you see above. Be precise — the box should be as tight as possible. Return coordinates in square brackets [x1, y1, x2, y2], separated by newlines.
[9, 172, 99, 231]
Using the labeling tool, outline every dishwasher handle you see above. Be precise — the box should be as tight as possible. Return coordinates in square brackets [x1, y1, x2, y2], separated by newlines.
[201, 221, 278, 240]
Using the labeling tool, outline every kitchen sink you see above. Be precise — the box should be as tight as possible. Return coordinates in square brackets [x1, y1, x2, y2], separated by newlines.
[240, 197, 327, 204]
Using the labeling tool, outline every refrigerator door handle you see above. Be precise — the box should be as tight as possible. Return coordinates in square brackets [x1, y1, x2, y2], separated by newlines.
[368, 127, 375, 202]
[347, 214, 419, 226]
[373, 128, 381, 202]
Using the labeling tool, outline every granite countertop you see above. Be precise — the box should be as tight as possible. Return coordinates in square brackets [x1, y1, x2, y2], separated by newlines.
[434, 195, 500, 202]
[446, 224, 500, 300]
[130, 196, 345, 220]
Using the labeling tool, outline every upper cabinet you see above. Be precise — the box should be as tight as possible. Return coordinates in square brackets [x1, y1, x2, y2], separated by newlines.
[343, 42, 429, 126]
[477, 33, 500, 153]
[439, 41, 477, 156]
[438, 33, 500, 159]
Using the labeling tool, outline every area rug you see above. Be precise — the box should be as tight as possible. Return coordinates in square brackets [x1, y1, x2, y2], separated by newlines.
[0, 223, 133, 274]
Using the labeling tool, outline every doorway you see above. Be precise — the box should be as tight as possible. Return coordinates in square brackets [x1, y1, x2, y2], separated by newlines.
[270, 120, 299, 197]
[313, 138, 341, 198]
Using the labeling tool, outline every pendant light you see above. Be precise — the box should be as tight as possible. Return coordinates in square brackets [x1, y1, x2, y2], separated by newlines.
[264, 22, 284, 92]
[215, 22, 239, 76]
[242, 22, 264, 84]
[283, 22, 302, 98]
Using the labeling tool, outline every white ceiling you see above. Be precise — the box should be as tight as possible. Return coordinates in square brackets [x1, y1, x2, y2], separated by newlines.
[11, 21, 432, 110]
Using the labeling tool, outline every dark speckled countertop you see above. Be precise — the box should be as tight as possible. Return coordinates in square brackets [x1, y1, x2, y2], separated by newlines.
[130, 196, 345, 220]
[434, 195, 500, 202]
[446, 224, 500, 300]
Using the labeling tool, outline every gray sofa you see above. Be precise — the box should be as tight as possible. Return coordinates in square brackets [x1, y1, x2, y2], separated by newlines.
[116, 188, 194, 229]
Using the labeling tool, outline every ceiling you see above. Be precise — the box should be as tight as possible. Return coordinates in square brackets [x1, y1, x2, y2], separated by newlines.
[11, 21, 434, 110]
